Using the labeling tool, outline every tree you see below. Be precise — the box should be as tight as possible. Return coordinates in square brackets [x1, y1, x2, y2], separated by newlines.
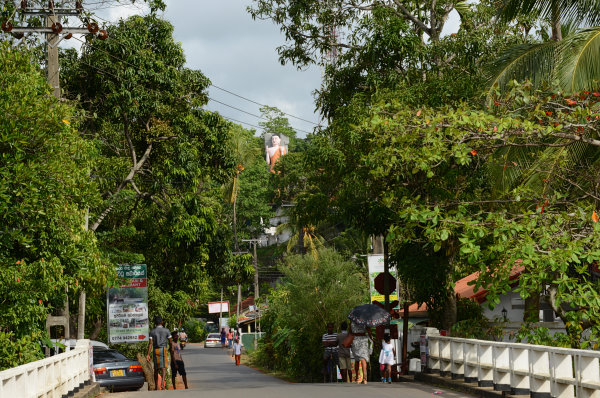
[359, 85, 600, 346]
[248, 0, 463, 68]
[0, 42, 108, 365]
[489, 0, 600, 95]
[253, 248, 367, 381]
[60, 13, 238, 335]
[222, 124, 272, 249]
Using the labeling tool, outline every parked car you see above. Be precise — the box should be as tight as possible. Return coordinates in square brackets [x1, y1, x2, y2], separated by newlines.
[93, 347, 145, 391]
[204, 333, 221, 348]
[45, 339, 109, 356]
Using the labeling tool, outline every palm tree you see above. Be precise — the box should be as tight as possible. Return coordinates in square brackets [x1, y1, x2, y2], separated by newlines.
[489, 0, 600, 95]
[222, 126, 259, 250]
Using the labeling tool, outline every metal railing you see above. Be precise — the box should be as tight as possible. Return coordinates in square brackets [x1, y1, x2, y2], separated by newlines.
[0, 339, 91, 398]
[428, 335, 600, 398]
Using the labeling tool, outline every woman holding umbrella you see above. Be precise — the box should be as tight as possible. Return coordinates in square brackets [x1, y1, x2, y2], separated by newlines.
[347, 303, 391, 384]
[350, 321, 370, 384]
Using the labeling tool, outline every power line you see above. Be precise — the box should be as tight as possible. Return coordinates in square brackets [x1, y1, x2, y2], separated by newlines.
[210, 84, 321, 127]
[80, 12, 323, 129]
[207, 98, 313, 135]
[70, 35, 315, 135]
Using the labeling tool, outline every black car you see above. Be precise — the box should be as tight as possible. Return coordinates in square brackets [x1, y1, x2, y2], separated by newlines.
[93, 347, 145, 391]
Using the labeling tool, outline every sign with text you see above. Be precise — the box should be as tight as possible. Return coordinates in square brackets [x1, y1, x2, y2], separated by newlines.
[368, 255, 399, 308]
[208, 301, 229, 314]
[107, 264, 149, 344]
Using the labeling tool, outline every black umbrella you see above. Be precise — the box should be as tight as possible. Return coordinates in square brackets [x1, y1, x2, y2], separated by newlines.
[347, 303, 391, 327]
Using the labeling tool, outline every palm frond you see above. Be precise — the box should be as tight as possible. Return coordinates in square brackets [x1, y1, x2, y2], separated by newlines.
[497, 0, 539, 21]
[497, 0, 600, 26]
[557, 26, 600, 93]
[487, 146, 542, 197]
[454, 0, 471, 18]
[486, 41, 558, 99]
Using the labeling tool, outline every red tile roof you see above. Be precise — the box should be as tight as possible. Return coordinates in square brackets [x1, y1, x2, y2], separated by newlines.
[398, 264, 525, 316]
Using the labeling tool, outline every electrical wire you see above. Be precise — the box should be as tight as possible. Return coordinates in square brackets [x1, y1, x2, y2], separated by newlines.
[79, 10, 322, 129]
[70, 35, 315, 135]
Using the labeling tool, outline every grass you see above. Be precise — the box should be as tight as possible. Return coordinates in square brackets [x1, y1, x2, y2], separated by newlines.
[236, 351, 297, 383]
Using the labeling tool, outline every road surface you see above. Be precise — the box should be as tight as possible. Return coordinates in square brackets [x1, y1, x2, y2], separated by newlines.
[107, 343, 471, 398]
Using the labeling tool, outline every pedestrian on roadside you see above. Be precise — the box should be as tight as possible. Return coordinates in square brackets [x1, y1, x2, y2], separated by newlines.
[170, 331, 189, 389]
[227, 329, 234, 349]
[146, 316, 173, 391]
[379, 333, 395, 384]
[350, 321, 371, 384]
[232, 337, 243, 366]
[322, 322, 339, 382]
[337, 321, 352, 382]
[220, 327, 227, 349]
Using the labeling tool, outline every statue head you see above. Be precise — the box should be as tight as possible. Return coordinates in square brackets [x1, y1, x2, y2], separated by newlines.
[271, 135, 281, 146]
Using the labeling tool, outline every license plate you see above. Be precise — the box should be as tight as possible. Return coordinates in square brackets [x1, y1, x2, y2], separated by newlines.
[111, 369, 124, 377]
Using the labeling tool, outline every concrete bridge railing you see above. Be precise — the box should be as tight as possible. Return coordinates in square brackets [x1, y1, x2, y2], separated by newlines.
[0, 339, 91, 398]
[428, 335, 600, 398]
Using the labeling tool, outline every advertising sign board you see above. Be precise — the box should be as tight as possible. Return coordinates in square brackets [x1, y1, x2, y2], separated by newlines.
[368, 254, 399, 308]
[107, 264, 148, 344]
[208, 301, 230, 314]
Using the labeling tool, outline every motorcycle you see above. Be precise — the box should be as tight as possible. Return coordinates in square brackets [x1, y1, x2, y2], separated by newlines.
[179, 331, 187, 349]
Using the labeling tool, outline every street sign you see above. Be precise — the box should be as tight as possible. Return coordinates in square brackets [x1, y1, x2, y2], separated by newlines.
[208, 301, 229, 314]
[107, 264, 148, 344]
[374, 272, 396, 295]
[368, 255, 399, 309]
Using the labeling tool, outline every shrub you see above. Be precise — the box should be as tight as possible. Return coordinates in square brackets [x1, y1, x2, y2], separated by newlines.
[252, 248, 367, 382]
[0, 331, 45, 371]
[184, 319, 207, 342]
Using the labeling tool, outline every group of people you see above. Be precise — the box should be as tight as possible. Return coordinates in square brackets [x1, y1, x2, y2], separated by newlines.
[322, 321, 396, 384]
[147, 316, 189, 390]
[220, 327, 243, 365]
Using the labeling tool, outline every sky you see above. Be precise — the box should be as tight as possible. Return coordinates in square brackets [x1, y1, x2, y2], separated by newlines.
[65, 1, 460, 138]
[87, 0, 324, 137]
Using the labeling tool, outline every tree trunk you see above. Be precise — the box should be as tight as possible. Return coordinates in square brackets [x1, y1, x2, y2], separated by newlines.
[89, 318, 103, 340]
[523, 293, 540, 322]
[137, 352, 155, 391]
[550, 0, 562, 41]
[233, 187, 238, 251]
[77, 290, 86, 339]
[440, 291, 457, 331]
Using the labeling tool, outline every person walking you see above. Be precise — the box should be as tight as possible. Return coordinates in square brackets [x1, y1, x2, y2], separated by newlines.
[232, 337, 243, 366]
[322, 322, 339, 382]
[146, 316, 173, 391]
[227, 329, 234, 349]
[379, 333, 395, 384]
[337, 321, 352, 382]
[170, 331, 189, 389]
[220, 327, 227, 349]
[350, 320, 370, 384]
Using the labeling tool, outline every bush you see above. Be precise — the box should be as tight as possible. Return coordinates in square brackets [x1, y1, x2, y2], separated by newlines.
[184, 319, 207, 342]
[109, 342, 147, 360]
[0, 331, 45, 371]
[251, 248, 367, 382]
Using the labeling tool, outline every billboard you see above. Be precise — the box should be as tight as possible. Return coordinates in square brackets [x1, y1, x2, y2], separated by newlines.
[107, 264, 148, 344]
[208, 301, 229, 314]
[264, 133, 289, 173]
[368, 255, 399, 306]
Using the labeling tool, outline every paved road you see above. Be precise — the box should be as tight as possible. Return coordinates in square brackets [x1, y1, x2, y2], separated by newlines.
[108, 343, 471, 398]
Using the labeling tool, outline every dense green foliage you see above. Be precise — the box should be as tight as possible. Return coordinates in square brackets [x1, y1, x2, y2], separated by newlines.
[252, 248, 366, 381]
[184, 319, 208, 343]
[0, 42, 111, 369]
[60, 14, 245, 336]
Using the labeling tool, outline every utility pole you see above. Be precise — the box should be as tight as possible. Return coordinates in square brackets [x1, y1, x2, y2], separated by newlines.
[242, 238, 260, 349]
[46, 14, 60, 98]
[2, 2, 107, 341]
